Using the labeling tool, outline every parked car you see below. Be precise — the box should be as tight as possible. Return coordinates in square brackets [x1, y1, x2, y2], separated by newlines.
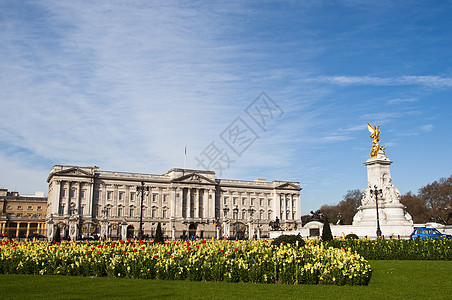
[409, 227, 451, 240]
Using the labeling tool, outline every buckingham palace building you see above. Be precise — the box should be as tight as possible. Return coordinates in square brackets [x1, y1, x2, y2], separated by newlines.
[46, 165, 301, 241]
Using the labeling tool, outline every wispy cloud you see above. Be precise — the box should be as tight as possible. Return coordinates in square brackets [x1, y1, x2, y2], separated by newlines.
[308, 75, 452, 88]
[1, 1, 452, 216]
[420, 124, 434, 132]
[387, 98, 418, 105]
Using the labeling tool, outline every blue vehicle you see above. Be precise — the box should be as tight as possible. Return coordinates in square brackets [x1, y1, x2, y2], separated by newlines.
[409, 227, 451, 240]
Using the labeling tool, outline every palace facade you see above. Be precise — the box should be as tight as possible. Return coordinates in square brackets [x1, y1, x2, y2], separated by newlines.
[46, 165, 301, 240]
[0, 189, 47, 238]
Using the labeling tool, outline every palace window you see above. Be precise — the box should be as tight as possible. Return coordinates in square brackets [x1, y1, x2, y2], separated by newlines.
[260, 212, 263, 220]
[70, 189, 75, 198]
[37, 206, 42, 210]
[79, 207, 84, 215]
[118, 207, 123, 217]
[106, 207, 111, 217]
[130, 192, 135, 201]
[119, 192, 124, 201]
[152, 194, 157, 202]
[268, 199, 271, 206]
[61, 189, 66, 198]
[163, 209, 167, 218]
[242, 198, 246, 205]
[233, 197, 237, 205]
[59, 206, 64, 215]
[250, 198, 255, 206]
[93, 207, 98, 216]
[107, 191, 113, 200]
[223, 197, 228, 206]
[259, 198, 263, 206]
[17, 206, 22, 210]
[241, 211, 245, 219]
[223, 210, 228, 217]
[129, 208, 134, 217]
[163, 195, 167, 202]
[268, 212, 272, 220]
[95, 191, 100, 200]
[81, 190, 86, 198]
[27, 206, 33, 210]
[7, 205, 12, 210]
[151, 209, 156, 218]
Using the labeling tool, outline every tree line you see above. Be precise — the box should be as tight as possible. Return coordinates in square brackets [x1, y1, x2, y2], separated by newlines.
[316, 175, 452, 225]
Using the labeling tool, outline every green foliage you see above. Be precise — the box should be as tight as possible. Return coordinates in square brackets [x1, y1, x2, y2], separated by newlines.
[345, 233, 359, 240]
[53, 227, 61, 243]
[271, 234, 306, 247]
[154, 222, 164, 244]
[321, 218, 333, 241]
[321, 238, 452, 260]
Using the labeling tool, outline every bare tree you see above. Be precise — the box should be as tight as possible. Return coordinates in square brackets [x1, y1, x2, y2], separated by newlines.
[418, 175, 452, 223]
[400, 192, 430, 223]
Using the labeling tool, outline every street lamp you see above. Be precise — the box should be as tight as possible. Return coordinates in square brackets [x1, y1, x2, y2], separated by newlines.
[233, 206, 239, 240]
[370, 185, 383, 238]
[136, 182, 149, 239]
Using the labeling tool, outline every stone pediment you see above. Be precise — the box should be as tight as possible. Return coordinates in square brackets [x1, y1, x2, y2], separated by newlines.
[172, 173, 216, 185]
[54, 167, 93, 177]
[274, 182, 301, 190]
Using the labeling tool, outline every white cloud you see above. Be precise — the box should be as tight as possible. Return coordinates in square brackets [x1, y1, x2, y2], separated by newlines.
[387, 98, 418, 105]
[420, 124, 434, 132]
[309, 75, 452, 88]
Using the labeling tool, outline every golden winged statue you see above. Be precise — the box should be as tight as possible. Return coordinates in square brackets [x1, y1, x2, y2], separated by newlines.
[367, 122, 386, 157]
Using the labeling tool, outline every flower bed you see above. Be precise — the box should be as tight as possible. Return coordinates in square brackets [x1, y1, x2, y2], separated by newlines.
[0, 239, 371, 285]
[321, 238, 452, 260]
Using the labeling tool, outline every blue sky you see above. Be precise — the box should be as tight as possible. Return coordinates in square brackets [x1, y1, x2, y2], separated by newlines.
[1, 1, 451, 215]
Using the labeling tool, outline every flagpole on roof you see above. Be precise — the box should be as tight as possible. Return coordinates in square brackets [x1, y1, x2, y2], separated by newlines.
[184, 144, 187, 170]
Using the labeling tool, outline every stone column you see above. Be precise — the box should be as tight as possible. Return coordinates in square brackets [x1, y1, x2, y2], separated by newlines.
[272, 191, 279, 221]
[223, 221, 230, 238]
[209, 189, 215, 219]
[170, 188, 176, 218]
[65, 182, 71, 215]
[248, 221, 253, 239]
[178, 188, 184, 218]
[47, 221, 54, 241]
[16, 222, 20, 238]
[121, 223, 128, 240]
[187, 188, 191, 219]
[294, 194, 300, 221]
[86, 179, 93, 216]
[192, 188, 197, 218]
[41, 222, 46, 235]
[204, 189, 209, 219]
[53, 180, 62, 215]
[75, 182, 81, 212]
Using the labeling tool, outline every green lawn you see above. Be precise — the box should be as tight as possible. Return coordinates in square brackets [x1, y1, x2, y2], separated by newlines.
[1, 260, 450, 299]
